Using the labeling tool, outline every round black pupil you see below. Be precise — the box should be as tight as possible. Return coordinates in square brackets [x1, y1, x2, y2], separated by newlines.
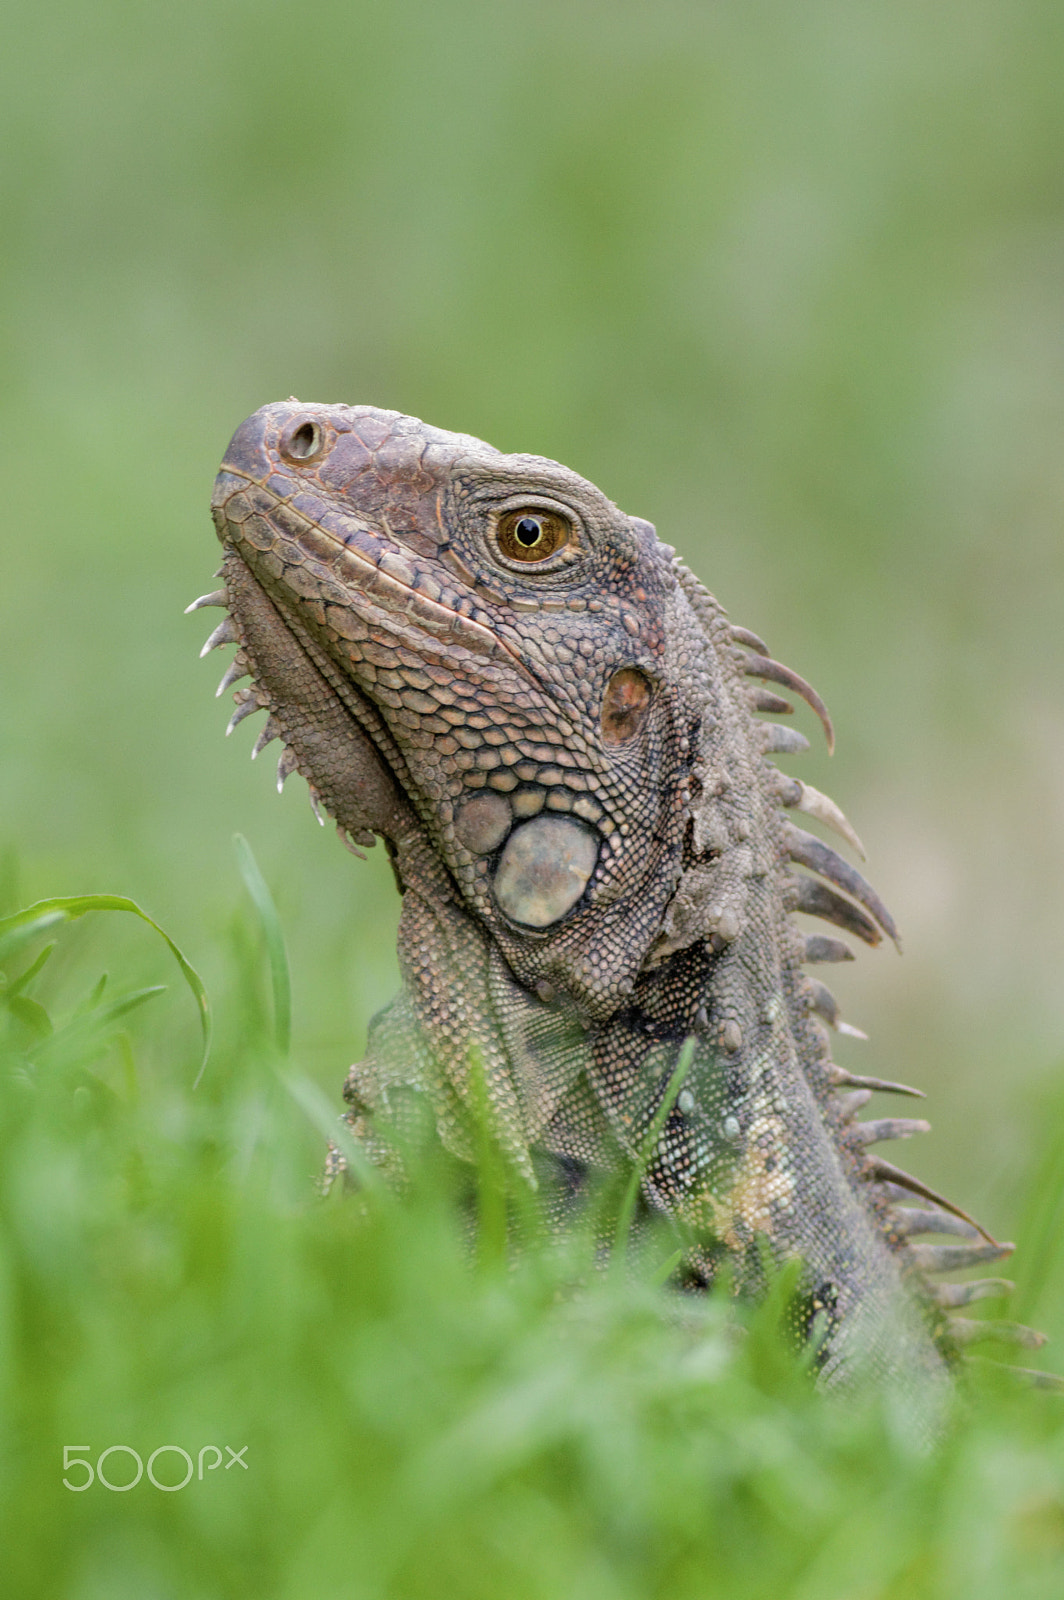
[515, 517, 543, 547]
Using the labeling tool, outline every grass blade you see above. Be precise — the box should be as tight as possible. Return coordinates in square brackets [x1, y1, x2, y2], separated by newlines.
[0, 896, 211, 1081]
[233, 834, 291, 1058]
[279, 1069, 387, 1198]
[611, 1035, 695, 1271]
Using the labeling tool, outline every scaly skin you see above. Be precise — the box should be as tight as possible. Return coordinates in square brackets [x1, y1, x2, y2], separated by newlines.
[198, 399, 1024, 1403]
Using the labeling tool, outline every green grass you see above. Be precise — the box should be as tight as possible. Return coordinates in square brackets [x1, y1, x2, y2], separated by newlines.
[2, 859, 1064, 1600]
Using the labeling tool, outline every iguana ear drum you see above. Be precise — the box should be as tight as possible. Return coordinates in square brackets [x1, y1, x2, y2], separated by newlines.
[601, 667, 652, 745]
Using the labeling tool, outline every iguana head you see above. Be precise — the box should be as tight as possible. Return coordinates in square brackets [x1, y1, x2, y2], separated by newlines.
[208, 400, 709, 1016]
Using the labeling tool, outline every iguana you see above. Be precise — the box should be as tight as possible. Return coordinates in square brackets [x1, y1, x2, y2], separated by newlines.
[193, 399, 1040, 1402]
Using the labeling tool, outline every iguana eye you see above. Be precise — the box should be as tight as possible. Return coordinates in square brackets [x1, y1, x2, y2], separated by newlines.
[496, 508, 571, 563]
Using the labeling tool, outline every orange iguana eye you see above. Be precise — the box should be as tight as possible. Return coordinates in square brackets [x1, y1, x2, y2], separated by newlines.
[496, 508, 571, 563]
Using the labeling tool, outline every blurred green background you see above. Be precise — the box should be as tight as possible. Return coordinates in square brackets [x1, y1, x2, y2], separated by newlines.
[6, 4, 1064, 1595]
[4, 0, 1064, 1251]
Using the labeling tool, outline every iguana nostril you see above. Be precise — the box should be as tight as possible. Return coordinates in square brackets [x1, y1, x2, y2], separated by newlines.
[283, 419, 323, 462]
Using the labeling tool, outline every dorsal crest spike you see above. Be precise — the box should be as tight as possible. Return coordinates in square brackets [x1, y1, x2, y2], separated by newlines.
[827, 1065, 923, 1098]
[762, 724, 810, 755]
[789, 874, 882, 946]
[891, 1209, 981, 1242]
[785, 824, 898, 945]
[740, 653, 835, 752]
[185, 589, 228, 614]
[728, 623, 769, 654]
[773, 775, 865, 859]
[199, 616, 239, 657]
[866, 1158, 999, 1244]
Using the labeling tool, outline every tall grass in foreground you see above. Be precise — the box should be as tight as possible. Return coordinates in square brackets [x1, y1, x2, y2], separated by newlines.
[2, 858, 1064, 1600]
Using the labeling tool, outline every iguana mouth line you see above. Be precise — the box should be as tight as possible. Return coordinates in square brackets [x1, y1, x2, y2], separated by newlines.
[214, 464, 545, 690]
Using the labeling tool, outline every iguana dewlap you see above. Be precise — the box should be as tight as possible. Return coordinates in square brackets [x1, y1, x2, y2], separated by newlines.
[195, 399, 1035, 1400]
